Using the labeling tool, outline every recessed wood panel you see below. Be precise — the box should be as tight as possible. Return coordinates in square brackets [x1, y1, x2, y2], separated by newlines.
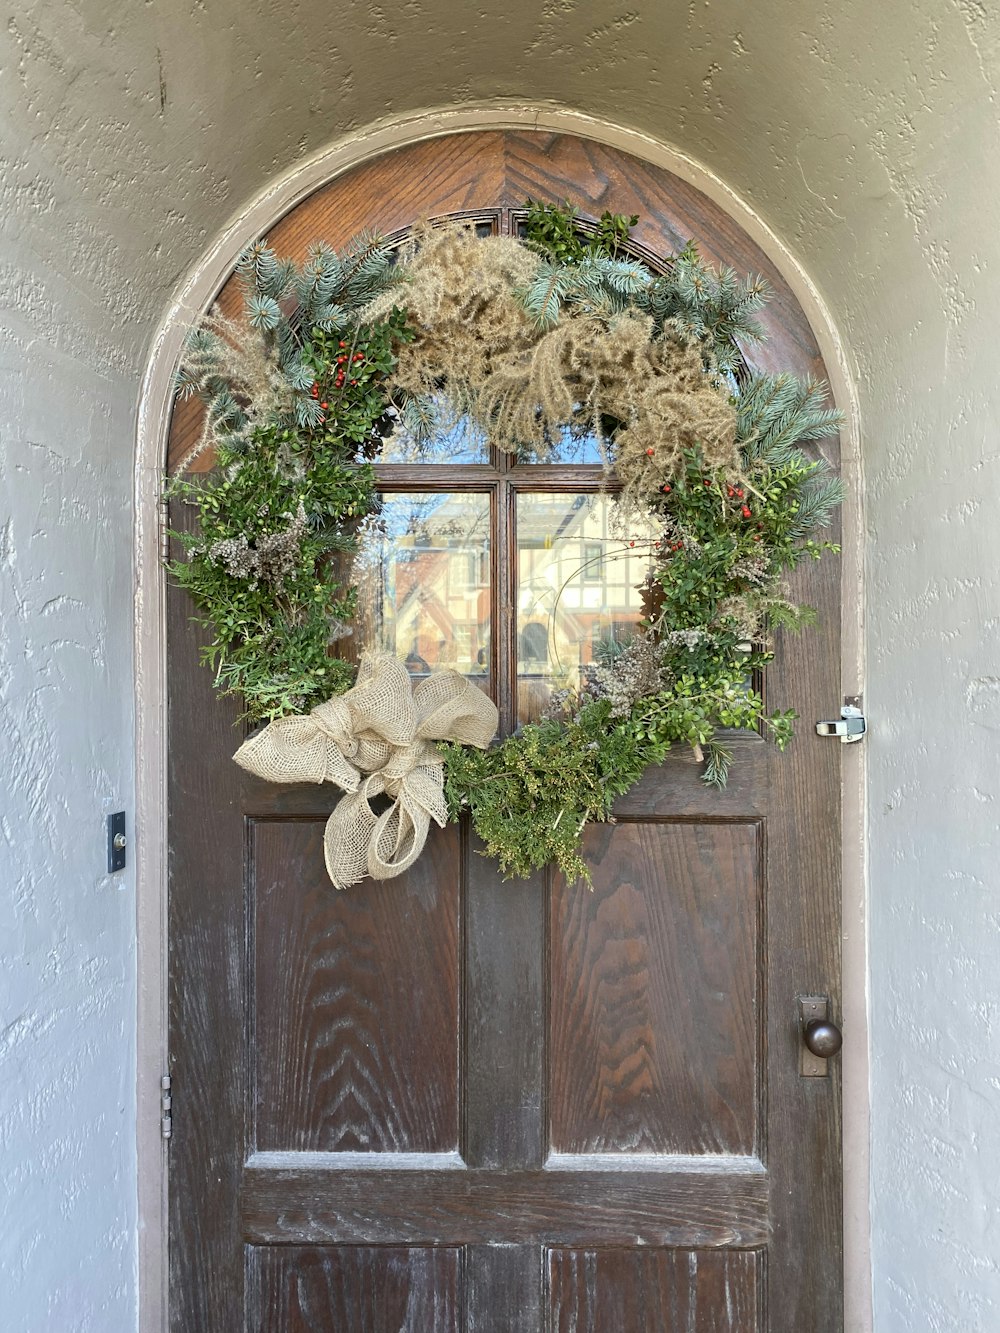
[249, 1245, 461, 1332]
[547, 1247, 762, 1331]
[549, 819, 761, 1155]
[251, 817, 461, 1152]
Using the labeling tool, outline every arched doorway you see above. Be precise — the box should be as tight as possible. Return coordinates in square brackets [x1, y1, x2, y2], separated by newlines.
[164, 131, 844, 1331]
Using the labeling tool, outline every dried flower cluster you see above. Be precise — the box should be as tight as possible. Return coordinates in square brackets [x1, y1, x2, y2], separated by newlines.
[584, 633, 672, 718]
[206, 499, 309, 590]
[362, 222, 738, 474]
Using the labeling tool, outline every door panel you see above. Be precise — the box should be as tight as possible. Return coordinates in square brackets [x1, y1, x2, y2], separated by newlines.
[547, 1248, 762, 1332]
[249, 1245, 462, 1332]
[167, 130, 843, 1331]
[549, 819, 761, 1157]
[251, 820, 461, 1153]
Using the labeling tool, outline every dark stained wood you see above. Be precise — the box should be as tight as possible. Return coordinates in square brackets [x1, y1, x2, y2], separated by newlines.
[168, 130, 843, 1332]
[763, 503, 844, 1330]
[251, 818, 460, 1152]
[249, 1245, 461, 1332]
[463, 843, 546, 1169]
[549, 820, 761, 1156]
[547, 1247, 762, 1332]
[241, 1157, 769, 1248]
[167, 508, 247, 1328]
[466, 1245, 542, 1333]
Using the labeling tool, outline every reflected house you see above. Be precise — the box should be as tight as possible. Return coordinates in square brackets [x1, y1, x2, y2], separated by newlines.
[356, 489, 654, 720]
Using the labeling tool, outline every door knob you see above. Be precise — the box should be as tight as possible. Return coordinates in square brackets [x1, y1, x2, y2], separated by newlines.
[803, 1018, 842, 1059]
[799, 996, 841, 1076]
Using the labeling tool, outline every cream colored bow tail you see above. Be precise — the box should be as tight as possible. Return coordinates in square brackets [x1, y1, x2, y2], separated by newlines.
[232, 653, 499, 889]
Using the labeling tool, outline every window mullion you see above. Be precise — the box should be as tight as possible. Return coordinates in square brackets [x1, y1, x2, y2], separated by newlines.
[494, 478, 516, 736]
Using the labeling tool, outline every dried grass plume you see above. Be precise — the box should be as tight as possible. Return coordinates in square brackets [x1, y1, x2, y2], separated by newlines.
[361, 221, 739, 484]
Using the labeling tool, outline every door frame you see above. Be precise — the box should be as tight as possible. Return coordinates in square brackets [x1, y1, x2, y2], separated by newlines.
[135, 105, 869, 1333]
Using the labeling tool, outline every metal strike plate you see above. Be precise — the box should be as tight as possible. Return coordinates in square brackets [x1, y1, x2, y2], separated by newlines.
[815, 703, 866, 744]
[799, 995, 831, 1077]
[107, 811, 127, 873]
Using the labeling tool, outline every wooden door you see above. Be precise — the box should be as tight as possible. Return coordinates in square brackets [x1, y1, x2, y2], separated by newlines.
[167, 132, 843, 1331]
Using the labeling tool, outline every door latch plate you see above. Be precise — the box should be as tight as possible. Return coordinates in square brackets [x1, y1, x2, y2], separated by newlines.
[815, 703, 866, 744]
[799, 995, 832, 1077]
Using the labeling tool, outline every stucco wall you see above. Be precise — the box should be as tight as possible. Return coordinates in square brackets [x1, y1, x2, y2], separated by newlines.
[3, 2, 999, 1329]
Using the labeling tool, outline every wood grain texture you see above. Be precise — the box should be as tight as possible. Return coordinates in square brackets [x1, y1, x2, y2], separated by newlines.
[168, 130, 843, 1331]
[241, 1158, 769, 1248]
[463, 839, 546, 1169]
[167, 508, 248, 1329]
[465, 1245, 542, 1333]
[547, 1247, 762, 1332]
[549, 820, 761, 1156]
[249, 1245, 461, 1332]
[762, 470, 844, 1328]
[251, 818, 461, 1152]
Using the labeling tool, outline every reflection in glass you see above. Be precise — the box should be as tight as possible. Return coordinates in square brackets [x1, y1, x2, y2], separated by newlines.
[516, 493, 657, 723]
[354, 492, 491, 687]
[378, 402, 490, 464]
[517, 423, 604, 465]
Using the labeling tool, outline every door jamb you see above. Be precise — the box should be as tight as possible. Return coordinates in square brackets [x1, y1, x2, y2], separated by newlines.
[135, 104, 869, 1333]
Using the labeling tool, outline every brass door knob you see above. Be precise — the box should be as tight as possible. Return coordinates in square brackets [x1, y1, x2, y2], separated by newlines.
[803, 1019, 843, 1059]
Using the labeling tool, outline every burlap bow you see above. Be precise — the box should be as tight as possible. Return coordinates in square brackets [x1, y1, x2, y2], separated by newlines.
[233, 653, 498, 889]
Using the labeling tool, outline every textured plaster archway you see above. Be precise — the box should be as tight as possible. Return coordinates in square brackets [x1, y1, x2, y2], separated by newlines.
[3, 4, 1000, 1331]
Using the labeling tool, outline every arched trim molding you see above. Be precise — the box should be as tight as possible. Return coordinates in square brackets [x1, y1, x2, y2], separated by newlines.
[135, 104, 868, 1333]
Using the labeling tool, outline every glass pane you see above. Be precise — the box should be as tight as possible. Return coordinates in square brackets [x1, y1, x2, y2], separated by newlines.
[379, 403, 490, 464]
[517, 423, 603, 464]
[354, 492, 492, 688]
[516, 493, 657, 723]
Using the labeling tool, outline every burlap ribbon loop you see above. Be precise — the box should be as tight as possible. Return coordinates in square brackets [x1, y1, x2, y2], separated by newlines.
[233, 653, 498, 889]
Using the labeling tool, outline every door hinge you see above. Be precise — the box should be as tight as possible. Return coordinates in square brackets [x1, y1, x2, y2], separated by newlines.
[815, 700, 866, 744]
[160, 1073, 172, 1140]
[158, 493, 170, 563]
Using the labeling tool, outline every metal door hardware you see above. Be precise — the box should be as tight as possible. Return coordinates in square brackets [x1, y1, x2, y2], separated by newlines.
[798, 996, 843, 1077]
[815, 703, 866, 744]
[107, 812, 127, 873]
[161, 1074, 173, 1140]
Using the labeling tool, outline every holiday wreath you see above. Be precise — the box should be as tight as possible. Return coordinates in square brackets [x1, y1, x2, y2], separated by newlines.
[168, 202, 843, 888]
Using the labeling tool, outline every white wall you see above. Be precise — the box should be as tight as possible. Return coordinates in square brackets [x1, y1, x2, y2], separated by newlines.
[2, 2, 999, 1329]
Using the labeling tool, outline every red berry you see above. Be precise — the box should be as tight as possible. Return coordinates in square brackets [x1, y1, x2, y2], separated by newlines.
[727, 486, 734, 497]
[735, 488, 744, 498]
[661, 484, 671, 493]
[350, 379, 357, 386]
[629, 541, 635, 547]
[742, 505, 752, 517]
[337, 356, 347, 365]
[338, 340, 347, 348]
[353, 353, 364, 362]
[320, 401, 328, 409]
[646, 447, 655, 456]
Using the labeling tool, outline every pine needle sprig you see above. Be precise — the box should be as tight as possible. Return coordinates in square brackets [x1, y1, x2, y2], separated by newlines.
[738, 374, 842, 464]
